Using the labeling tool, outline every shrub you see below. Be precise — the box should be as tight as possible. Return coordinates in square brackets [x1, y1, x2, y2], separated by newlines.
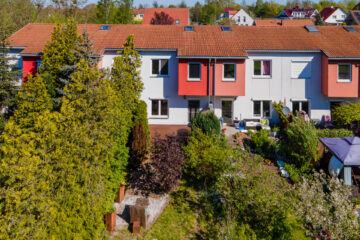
[191, 110, 220, 135]
[284, 163, 301, 183]
[215, 150, 306, 240]
[248, 129, 273, 158]
[282, 118, 318, 173]
[316, 128, 354, 138]
[332, 102, 360, 127]
[129, 135, 185, 194]
[296, 171, 359, 239]
[183, 128, 231, 187]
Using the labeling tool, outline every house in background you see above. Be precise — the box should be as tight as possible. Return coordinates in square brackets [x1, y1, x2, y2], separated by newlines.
[254, 19, 314, 26]
[320, 7, 347, 25]
[277, 6, 318, 19]
[133, 9, 145, 22]
[219, 8, 254, 26]
[141, 8, 189, 25]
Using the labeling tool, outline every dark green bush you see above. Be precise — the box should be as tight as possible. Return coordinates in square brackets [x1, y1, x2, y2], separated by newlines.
[191, 110, 220, 135]
[282, 118, 318, 173]
[248, 130, 273, 158]
[317, 128, 354, 138]
[332, 102, 360, 127]
[183, 128, 230, 187]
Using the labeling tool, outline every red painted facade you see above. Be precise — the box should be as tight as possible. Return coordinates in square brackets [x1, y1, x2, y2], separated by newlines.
[22, 56, 40, 82]
[322, 55, 360, 98]
[178, 59, 245, 96]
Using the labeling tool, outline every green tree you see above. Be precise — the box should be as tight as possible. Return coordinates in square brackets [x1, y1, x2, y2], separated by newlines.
[40, 19, 82, 106]
[190, 2, 202, 23]
[96, 0, 117, 24]
[332, 102, 360, 127]
[111, 34, 143, 113]
[0, 31, 21, 126]
[115, 0, 133, 24]
[315, 14, 324, 25]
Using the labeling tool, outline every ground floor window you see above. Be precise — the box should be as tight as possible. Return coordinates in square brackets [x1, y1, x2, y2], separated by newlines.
[292, 101, 309, 115]
[253, 100, 270, 117]
[188, 100, 200, 122]
[151, 99, 168, 117]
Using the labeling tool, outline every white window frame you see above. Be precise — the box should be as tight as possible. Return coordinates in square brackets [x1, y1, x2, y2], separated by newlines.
[291, 100, 310, 116]
[253, 60, 272, 78]
[291, 60, 311, 79]
[337, 63, 352, 83]
[151, 59, 169, 77]
[253, 100, 271, 118]
[150, 99, 169, 118]
[188, 62, 201, 81]
[222, 63, 236, 82]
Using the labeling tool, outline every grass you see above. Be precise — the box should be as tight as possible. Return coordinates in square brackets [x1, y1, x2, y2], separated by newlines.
[141, 186, 199, 240]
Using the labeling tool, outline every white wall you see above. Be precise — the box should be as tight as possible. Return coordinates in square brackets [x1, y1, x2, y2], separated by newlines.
[231, 9, 254, 26]
[228, 52, 331, 123]
[103, 50, 337, 125]
[324, 8, 347, 25]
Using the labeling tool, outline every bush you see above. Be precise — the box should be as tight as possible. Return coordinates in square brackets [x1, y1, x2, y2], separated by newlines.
[284, 163, 301, 184]
[332, 102, 360, 127]
[296, 171, 359, 239]
[183, 128, 231, 187]
[129, 135, 185, 194]
[191, 110, 220, 135]
[316, 128, 354, 138]
[214, 151, 307, 240]
[248, 129, 273, 158]
[282, 118, 318, 173]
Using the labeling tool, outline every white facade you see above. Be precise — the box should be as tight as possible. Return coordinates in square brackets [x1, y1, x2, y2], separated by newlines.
[324, 8, 347, 25]
[231, 9, 254, 26]
[101, 50, 353, 125]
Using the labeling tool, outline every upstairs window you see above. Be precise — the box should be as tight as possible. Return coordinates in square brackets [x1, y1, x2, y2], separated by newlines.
[338, 64, 351, 82]
[152, 59, 169, 76]
[175, 19, 180, 24]
[254, 60, 271, 76]
[223, 63, 236, 81]
[188, 63, 201, 81]
[243, 16, 246, 22]
[253, 100, 271, 117]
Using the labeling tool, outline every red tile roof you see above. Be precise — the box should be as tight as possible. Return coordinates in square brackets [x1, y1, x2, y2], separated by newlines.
[7, 23, 360, 58]
[141, 8, 189, 25]
[320, 7, 341, 21]
[132, 9, 144, 14]
[255, 19, 314, 26]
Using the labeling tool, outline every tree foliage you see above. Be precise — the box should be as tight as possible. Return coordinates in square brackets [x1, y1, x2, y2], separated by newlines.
[296, 171, 359, 239]
[129, 135, 185, 194]
[183, 128, 230, 186]
[151, 11, 174, 25]
[332, 102, 360, 127]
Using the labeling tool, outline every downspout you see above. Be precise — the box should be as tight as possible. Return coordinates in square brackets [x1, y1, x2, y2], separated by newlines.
[208, 58, 211, 107]
[213, 58, 216, 106]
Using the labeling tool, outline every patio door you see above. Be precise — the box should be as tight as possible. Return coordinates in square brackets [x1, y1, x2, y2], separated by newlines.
[188, 100, 200, 122]
[221, 100, 233, 124]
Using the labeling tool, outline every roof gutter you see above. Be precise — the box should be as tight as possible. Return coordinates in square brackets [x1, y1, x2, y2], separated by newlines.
[177, 56, 247, 59]
[246, 49, 322, 53]
[104, 48, 177, 52]
[328, 57, 360, 60]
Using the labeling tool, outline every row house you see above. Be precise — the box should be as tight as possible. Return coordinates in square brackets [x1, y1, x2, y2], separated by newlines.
[7, 24, 360, 126]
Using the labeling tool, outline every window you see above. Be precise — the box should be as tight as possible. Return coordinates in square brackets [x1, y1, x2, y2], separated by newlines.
[292, 101, 309, 115]
[338, 64, 351, 82]
[291, 61, 311, 78]
[175, 19, 180, 24]
[188, 100, 200, 122]
[152, 59, 169, 76]
[151, 99, 168, 117]
[243, 16, 246, 22]
[253, 100, 271, 117]
[188, 63, 201, 80]
[254, 60, 271, 76]
[223, 63, 236, 81]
